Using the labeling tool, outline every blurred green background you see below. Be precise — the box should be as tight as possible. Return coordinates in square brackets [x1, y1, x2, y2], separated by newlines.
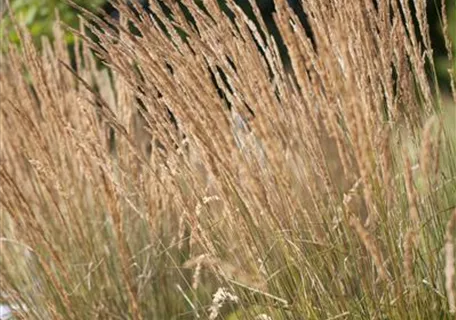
[1, 0, 105, 44]
[1, 0, 455, 88]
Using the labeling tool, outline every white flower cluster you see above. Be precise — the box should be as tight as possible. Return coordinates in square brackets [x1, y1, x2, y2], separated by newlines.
[208, 287, 240, 320]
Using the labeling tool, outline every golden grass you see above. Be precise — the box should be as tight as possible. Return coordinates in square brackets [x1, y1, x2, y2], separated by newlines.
[1, 0, 456, 319]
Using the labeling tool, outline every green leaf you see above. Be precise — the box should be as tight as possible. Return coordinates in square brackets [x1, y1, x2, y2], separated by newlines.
[24, 6, 38, 25]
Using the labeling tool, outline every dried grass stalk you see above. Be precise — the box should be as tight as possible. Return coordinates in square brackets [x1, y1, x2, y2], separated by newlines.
[445, 210, 456, 314]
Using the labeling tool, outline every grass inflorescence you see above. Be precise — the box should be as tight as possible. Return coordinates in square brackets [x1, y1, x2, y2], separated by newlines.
[1, 0, 456, 319]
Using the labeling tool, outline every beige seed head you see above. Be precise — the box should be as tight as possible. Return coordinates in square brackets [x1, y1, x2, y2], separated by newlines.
[403, 150, 420, 227]
[403, 229, 418, 286]
[350, 216, 389, 282]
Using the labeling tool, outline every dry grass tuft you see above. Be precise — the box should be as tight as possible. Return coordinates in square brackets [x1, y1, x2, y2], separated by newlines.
[1, 0, 455, 319]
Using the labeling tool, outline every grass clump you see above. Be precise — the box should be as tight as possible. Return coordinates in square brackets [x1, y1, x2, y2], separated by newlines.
[1, 0, 456, 319]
